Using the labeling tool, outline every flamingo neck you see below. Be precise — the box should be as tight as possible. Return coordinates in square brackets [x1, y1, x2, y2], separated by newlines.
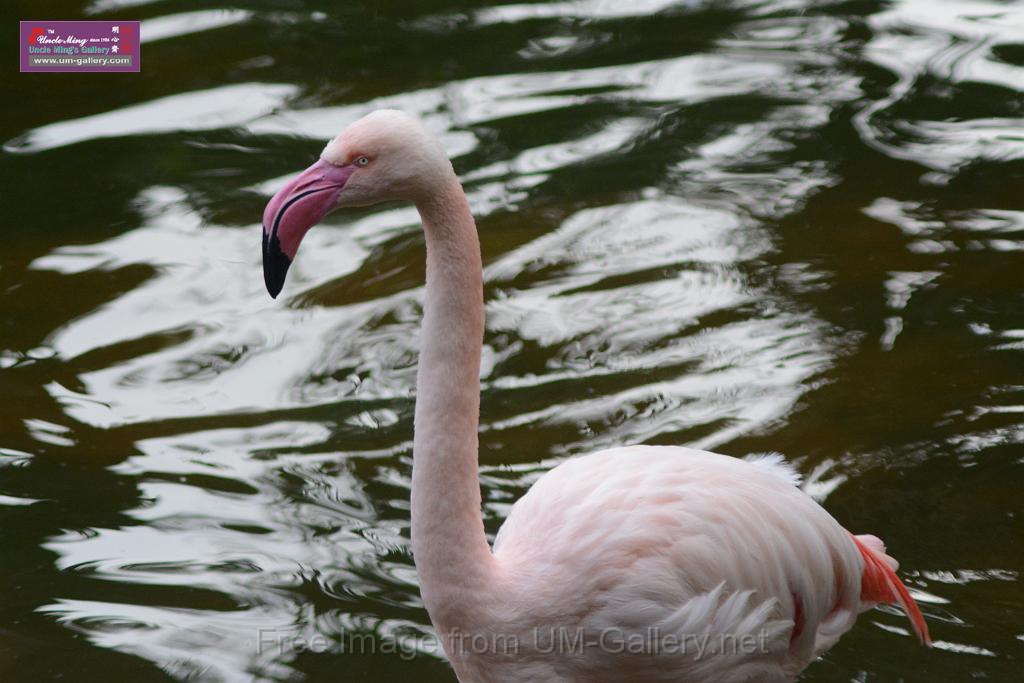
[411, 175, 495, 631]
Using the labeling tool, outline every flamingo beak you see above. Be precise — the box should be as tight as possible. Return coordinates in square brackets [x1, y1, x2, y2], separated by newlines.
[262, 158, 357, 298]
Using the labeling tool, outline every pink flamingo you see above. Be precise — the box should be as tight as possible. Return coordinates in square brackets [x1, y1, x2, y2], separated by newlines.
[262, 110, 930, 682]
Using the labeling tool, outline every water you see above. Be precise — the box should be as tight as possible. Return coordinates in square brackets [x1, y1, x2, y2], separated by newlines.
[2, 0, 1022, 680]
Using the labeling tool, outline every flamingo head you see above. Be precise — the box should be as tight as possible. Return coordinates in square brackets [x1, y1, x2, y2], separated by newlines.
[262, 109, 450, 298]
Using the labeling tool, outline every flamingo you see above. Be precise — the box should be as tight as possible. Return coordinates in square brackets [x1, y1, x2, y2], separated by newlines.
[261, 110, 931, 682]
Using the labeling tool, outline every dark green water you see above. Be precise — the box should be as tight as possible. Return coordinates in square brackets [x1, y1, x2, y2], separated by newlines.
[2, 0, 1022, 680]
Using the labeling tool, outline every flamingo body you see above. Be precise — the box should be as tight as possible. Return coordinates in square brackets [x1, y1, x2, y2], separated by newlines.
[481, 447, 859, 682]
[260, 109, 930, 682]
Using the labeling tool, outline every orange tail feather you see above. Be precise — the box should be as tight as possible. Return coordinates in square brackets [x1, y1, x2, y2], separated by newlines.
[850, 533, 932, 646]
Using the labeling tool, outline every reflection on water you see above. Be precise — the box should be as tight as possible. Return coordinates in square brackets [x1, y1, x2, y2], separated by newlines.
[1, 0, 1022, 680]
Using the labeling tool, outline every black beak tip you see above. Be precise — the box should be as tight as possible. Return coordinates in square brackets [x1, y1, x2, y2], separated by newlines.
[262, 229, 291, 299]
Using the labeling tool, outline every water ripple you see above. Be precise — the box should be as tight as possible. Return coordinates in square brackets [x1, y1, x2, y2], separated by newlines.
[5, 84, 298, 154]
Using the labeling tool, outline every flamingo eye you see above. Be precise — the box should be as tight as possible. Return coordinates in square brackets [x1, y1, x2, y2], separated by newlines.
[355, 156, 370, 167]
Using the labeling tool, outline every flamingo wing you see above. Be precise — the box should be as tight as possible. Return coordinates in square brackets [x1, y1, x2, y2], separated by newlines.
[490, 446, 923, 681]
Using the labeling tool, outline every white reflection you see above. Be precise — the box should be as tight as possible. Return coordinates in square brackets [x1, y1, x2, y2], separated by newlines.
[5, 83, 298, 154]
[449, 54, 787, 125]
[855, 0, 1024, 172]
[476, 0, 692, 25]
[86, 0, 167, 14]
[141, 10, 253, 43]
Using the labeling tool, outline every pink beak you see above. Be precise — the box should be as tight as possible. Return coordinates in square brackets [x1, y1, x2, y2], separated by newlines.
[262, 158, 356, 298]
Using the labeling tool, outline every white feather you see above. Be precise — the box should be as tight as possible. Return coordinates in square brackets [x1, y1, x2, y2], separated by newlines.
[743, 451, 802, 487]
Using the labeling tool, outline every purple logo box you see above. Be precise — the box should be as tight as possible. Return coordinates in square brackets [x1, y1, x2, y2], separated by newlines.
[20, 20, 140, 73]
